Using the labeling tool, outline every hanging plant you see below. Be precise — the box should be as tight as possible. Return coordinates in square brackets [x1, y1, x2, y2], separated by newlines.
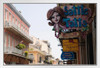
[50, 60, 53, 64]
[24, 51, 28, 57]
[16, 44, 26, 50]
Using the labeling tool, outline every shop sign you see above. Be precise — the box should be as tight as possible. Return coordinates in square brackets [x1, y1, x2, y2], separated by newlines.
[62, 39, 79, 52]
[47, 4, 92, 38]
[61, 52, 75, 60]
[63, 5, 92, 29]
[60, 32, 79, 38]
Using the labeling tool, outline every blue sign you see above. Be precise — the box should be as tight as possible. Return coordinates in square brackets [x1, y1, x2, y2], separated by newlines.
[61, 51, 75, 60]
[62, 5, 90, 28]
[64, 5, 89, 16]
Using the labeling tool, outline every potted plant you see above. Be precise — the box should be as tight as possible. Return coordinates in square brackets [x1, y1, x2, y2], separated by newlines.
[50, 60, 53, 64]
[24, 51, 28, 57]
[16, 44, 26, 50]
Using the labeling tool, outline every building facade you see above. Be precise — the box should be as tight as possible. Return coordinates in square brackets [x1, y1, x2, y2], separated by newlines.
[29, 45, 46, 64]
[29, 36, 53, 64]
[4, 4, 33, 64]
[29, 36, 45, 64]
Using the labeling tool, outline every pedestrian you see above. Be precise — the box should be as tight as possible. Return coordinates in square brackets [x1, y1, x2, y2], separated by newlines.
[47, 6, 66, 38]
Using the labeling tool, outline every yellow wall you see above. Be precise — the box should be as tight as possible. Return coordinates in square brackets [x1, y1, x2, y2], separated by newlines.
[29, 51, 45, 64]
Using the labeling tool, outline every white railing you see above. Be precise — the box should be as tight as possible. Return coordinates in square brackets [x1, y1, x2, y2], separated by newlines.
[4, 45, 7, 53]
[4, 46, 23, 56]
[4, 21, 33, 42]
[28, 54, 34, 60]
[12, 47, 23, 55]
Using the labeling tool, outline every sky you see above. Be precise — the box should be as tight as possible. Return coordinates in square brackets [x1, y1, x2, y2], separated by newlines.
[13, 4, 62, 60]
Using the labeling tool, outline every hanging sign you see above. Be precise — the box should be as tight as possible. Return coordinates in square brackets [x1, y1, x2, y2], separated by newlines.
[59, 32, 79, 38]
[61, 52, 75, 60]
[62, 39, 79, 52]
[63, 5, 92, 29]
[47, 4, 92, 38]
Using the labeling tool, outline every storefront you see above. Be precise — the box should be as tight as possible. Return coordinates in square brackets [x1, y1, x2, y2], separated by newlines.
[47, 3, 96, 64]
[58, 4, 96, 64]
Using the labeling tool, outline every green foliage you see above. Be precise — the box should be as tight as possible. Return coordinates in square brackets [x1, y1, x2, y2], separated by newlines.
[29, 48, 33, 51]
[24, 51, 28, 57]
[16, 44, 26, 50]
[45, 60, 48, 63]
[50, 60, 53, 64]
[24, 51, 28, 53]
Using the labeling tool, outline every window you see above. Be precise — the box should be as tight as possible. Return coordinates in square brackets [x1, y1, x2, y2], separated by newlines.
[27, 29, 29, 32]
[5, 9, 7, 20]
[26, 28, 27, 33]
[12, 37, 14, 48]
[8, 35, 10, 49]
[13, 39, 15, 47]
[35, 41, 39, 45]
[24, 26, 26, 32]
[9, 13, 11, 22]
[4, 33, 6, 46]
[30, 60, 33, 63]
[21, 24, 23, 31]
[4, 33, 7, 52]
[39, 57, 42, 63]
[27, 29, 29, 33]
[23, 25, 25, 32]
[10, 37, 12, 48]
[29, 54, 34, 63]
[24, 26, 25, 32]
[15, 39, 18, 47]
[21, 25, 23, 31]
[18, 20, 20, 28]
[15, 19, 17, 26]
[15, 39, 17, 46]
[12, 16, 14, 23]
[14, 39, 16, 47]
[39, 46, 41, 50]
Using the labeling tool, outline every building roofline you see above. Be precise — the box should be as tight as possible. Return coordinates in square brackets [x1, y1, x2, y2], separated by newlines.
[6, 3, 30, 27]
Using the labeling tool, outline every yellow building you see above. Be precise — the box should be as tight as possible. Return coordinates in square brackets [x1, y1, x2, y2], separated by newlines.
[29, 36, 53, 65]
[29, 45, 46, 64]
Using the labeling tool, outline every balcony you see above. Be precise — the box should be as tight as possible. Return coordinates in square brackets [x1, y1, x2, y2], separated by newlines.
[4, 46, 34, 60]
[28, 54, 34, 60]
[4, 21, 33, 43]
[4, 46, 23, 56]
